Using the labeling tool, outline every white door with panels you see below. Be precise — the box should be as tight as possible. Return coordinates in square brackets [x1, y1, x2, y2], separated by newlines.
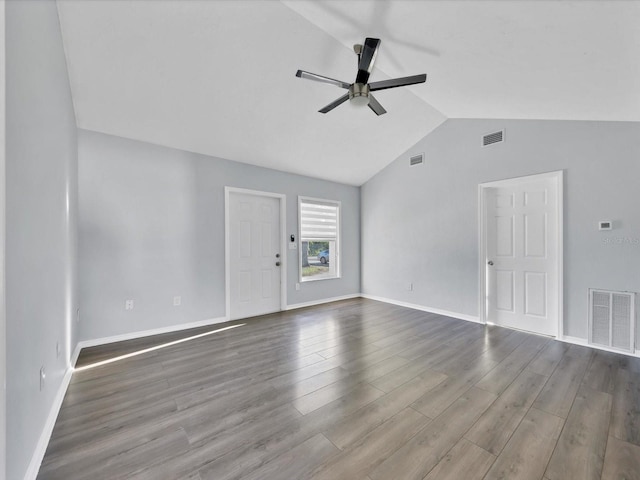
[228, 190, 283, 320]
[482, 172, 562, 337]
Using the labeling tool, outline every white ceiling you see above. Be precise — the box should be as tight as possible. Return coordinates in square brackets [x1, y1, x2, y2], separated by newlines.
[57, 1, 640, 186]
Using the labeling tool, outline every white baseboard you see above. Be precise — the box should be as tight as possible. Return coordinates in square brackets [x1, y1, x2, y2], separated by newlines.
[360, 294, 482, 324]
[25, 365, 74, 480]
[76, 315, 230, 350]
[70, 343, 82, 369]
[285, 293, 360, 311]
[561, 335, 640, 358]
[560, 335, 588, 346]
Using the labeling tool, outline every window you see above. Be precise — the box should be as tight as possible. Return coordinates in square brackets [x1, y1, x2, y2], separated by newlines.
[299, 196, 340, 281]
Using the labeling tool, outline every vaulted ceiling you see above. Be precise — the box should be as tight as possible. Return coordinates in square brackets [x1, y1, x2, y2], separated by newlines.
[57, 1, 640, 185]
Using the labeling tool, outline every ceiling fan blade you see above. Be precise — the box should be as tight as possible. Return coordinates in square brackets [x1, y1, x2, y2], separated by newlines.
[319, 93, 350, 114]
[296, 70, 350, 89]
[369, 74, 427, 92]
[355, 37, 381, 84]
[368, 94, 387, 116]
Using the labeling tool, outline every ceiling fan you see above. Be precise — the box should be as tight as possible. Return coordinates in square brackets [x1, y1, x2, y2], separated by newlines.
[295, 37, 427, 116]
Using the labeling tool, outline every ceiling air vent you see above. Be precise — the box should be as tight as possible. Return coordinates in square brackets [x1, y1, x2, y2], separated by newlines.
[409, 153, 424, 166]
[482, 129, 505, 147]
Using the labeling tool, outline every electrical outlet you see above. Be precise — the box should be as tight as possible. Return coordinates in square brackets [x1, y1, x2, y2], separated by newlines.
[56, 341, 61, 358]
[408, 282, 413, 291]
[40, 367, 46, 391]
[173, 296, 181, 306]
[125, 299, 134, 310]
[295, 283, 300, 291]
[76, 308, 80, 323]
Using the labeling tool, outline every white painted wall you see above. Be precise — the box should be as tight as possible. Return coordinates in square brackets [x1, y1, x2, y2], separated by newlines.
[5, 1, 78, 478]
[362, 119, 640, 343]
[78, 130, 360, 341]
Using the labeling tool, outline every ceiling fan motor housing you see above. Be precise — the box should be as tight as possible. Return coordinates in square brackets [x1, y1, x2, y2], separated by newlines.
[349, 83, 370, 106]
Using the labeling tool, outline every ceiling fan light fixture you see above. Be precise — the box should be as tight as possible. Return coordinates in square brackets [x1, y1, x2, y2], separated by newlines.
[350, 96, 370, 107]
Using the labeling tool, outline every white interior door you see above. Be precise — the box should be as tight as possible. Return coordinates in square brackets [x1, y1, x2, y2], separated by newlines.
[228, 191, 282, 320]
[483, 173, 561, 336]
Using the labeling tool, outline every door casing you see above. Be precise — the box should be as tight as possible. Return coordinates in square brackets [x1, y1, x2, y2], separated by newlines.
[225, 187, 287, 320]
[478, 170, 564, 337]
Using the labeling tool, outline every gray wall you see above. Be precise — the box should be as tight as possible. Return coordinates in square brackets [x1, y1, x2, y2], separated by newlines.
[78, 130, 360, 341]
[0, 1, 6, 476]
[362, 119, 640, 342]
[5, 1, 79, 479]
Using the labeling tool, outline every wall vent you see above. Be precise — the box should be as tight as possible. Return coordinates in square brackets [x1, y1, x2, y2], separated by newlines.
[589, 289, 636, 353]
[482, 129, 505, 147]
[409, 153, 424, 166]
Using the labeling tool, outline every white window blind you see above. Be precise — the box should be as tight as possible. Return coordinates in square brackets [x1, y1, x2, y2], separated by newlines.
[300, 200, 339, 240]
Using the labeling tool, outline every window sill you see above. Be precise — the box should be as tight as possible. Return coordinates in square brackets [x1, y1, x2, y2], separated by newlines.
[300, 275, 341, 283]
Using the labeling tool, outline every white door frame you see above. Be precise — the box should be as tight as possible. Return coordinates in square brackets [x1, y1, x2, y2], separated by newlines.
[478, 170, 564, 338]
[224, 187, 287, 319]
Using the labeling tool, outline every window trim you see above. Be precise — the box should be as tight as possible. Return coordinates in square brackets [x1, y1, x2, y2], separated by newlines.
[298, 196, 341, 283]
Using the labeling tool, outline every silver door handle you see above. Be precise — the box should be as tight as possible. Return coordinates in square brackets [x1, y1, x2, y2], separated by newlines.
[487, 261, 494, 266]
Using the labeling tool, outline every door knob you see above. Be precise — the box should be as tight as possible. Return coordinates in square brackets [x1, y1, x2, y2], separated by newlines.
[487, 261, 494, 266]
[275, 261, 281, 266]
[275, 253, 280, 258]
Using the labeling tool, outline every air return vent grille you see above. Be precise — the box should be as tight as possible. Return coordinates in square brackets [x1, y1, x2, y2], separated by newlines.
[409, 153, 424, 166]
[589, 289, 636, 353]
[482, 130, 505, 147]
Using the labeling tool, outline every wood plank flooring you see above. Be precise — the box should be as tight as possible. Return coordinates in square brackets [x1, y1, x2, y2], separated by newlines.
[38, 298, 640, 479]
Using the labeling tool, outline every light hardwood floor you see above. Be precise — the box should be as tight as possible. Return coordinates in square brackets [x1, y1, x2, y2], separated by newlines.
[38, 298, 640, 479]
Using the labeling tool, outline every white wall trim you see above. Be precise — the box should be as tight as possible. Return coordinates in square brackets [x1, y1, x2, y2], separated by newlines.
[225, 187, 287, 321]
[285, 293, 360, 311]
[561, 335, 640, 359]
[361, 294, 482, 324]
[70, 343, 81, 370]
[478, 170, 564, 338]
[76, 315, 229, 350]
[24, 365, 74, 480]
[477, 184, 485, 326]
[561, 335, 589, 346]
